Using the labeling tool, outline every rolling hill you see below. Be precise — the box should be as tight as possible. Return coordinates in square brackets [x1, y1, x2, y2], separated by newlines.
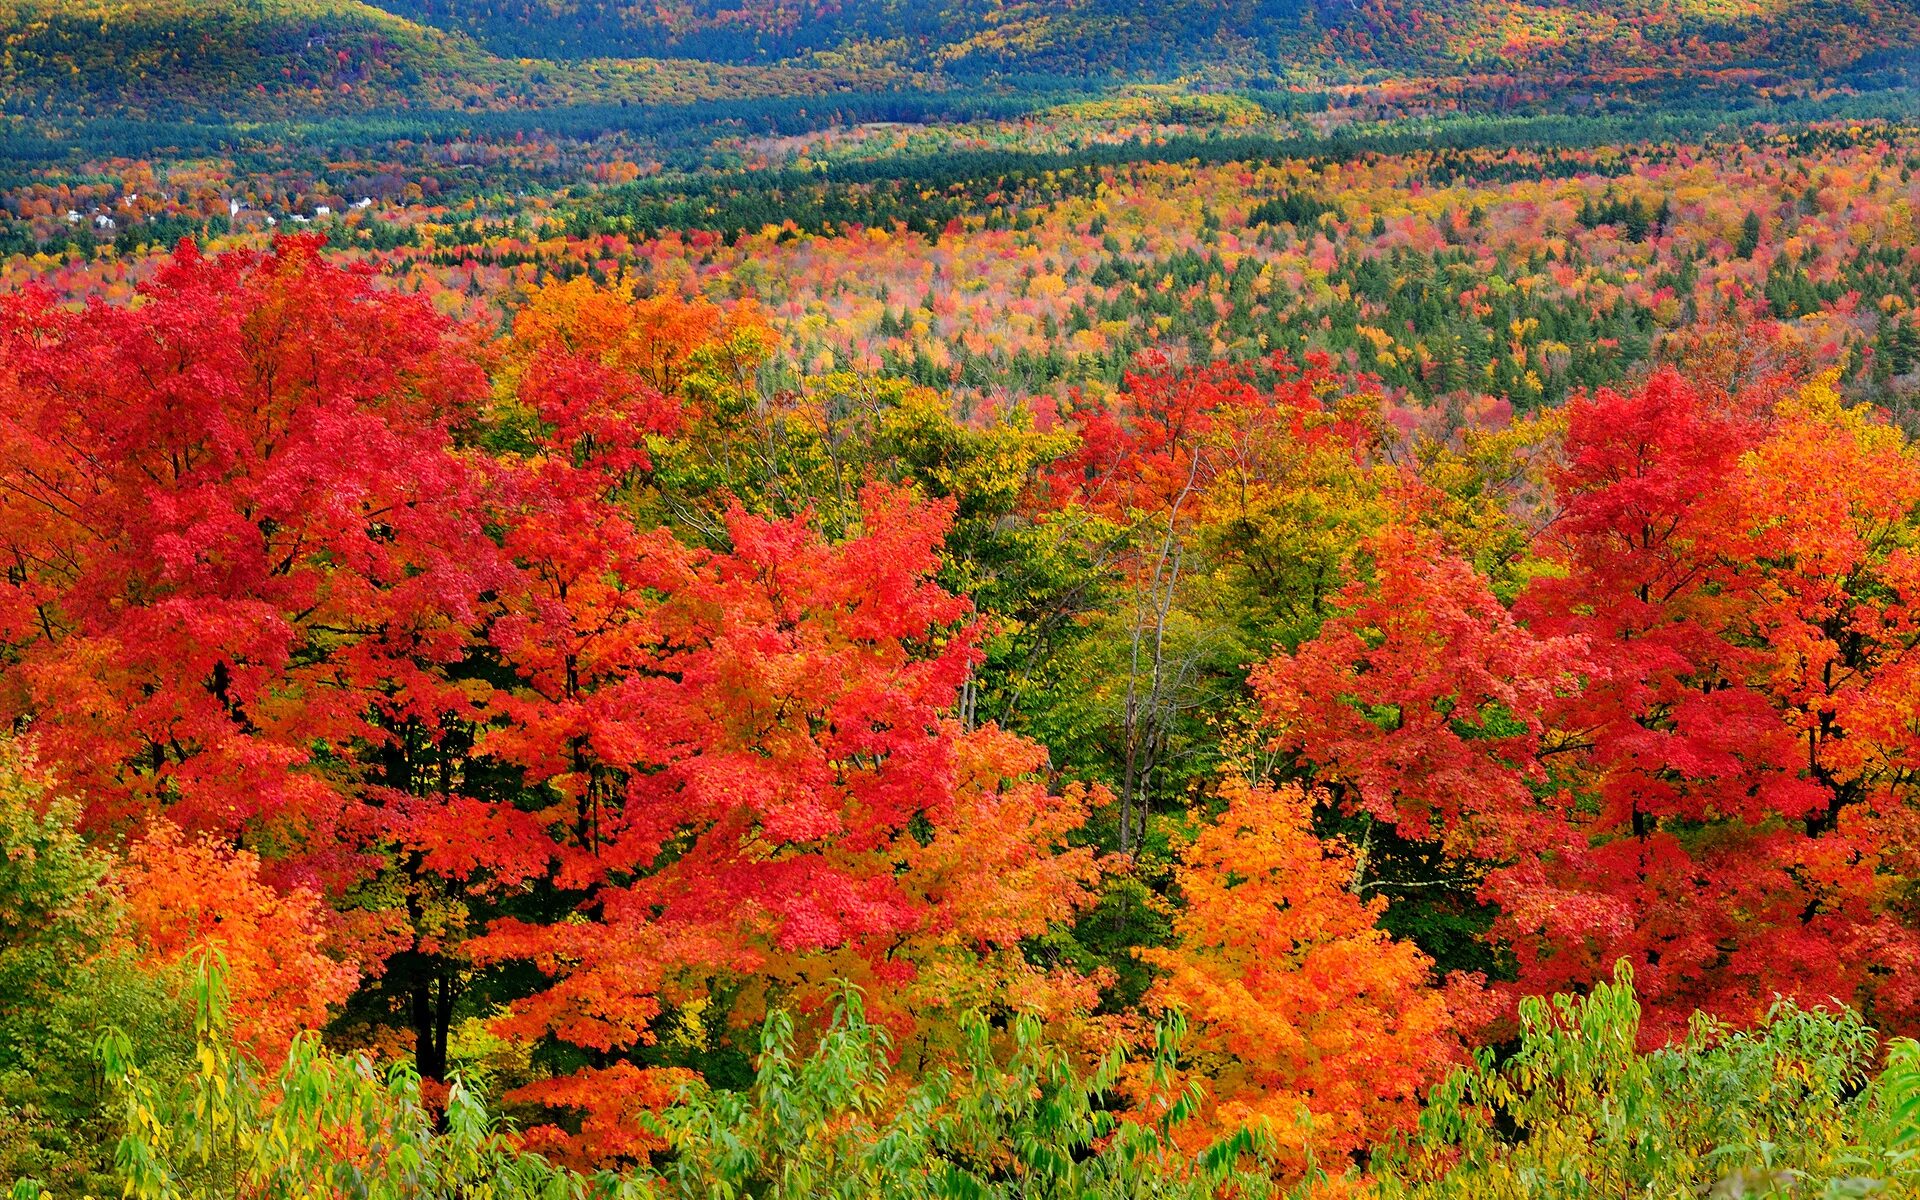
[0, 0, 931, 123]
[0, 0, 485, 117]
[1, 0, 1914, 129]
[363, 0, 1920, 80]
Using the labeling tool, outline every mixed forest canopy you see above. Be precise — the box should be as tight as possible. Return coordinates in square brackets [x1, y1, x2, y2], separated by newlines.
[11, 1, 1920, 1197]
[360, 0, 1920, 74]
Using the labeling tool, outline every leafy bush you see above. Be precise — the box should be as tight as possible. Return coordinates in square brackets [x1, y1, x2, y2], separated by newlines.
[0, 747, 186, 1196]
[1377, 963, 1920, 1199]
[29, 952, 1920, 1199]
[56, 955, 1279, 1200]
[651, 991, 1278, 1200]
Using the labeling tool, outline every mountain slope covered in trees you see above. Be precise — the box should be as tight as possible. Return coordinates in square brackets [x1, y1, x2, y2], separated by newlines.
[17, 0, 1920, 1195]
[7, 0, 1917, 126]
[366, 0, 1920, 78]
[0, 0, 933, 122]
[0, 0, 490, 116]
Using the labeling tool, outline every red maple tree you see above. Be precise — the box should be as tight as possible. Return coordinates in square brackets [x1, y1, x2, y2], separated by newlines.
[1260, 369, 1920, 1039]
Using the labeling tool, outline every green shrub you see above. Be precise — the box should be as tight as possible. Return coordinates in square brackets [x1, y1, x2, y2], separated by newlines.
[1377, 963, 1920, 1200]
[40, 945, 1920, 1199]
[61, 955, 1280, 1200]
[0, 747, 185, 1195]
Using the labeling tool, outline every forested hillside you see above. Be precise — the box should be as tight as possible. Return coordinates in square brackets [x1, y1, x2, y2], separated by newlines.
[0, 0, 483, 115]
[367, 0, 1920, 77]
[0, 0, 927, 120]
[7, 0, 1918, 126]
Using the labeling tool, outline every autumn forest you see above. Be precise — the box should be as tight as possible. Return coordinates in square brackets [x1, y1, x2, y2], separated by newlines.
[8, 2, 1920, 1197]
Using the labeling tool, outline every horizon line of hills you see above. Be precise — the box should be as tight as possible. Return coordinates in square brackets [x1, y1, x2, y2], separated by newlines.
[5, 0, 1920, 123]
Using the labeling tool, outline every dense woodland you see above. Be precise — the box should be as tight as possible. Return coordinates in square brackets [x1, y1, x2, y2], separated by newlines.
[14, 2, 1920, 1197]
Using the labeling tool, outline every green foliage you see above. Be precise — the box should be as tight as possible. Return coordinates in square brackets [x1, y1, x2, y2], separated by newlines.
[0, 745, 185, 1196]
[0, 0, 476, 119]
[1378, 962, 1920, 1199]
[77, 953, 1280, 1200]
[90, 950, 640, 1200]
[46, 912, 1920, 1200]
[655, 987, 1279, 1200]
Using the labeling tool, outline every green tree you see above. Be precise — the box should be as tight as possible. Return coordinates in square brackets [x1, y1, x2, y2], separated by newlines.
[0, 743, 184, 1195]
[93, 949, 634, 1200]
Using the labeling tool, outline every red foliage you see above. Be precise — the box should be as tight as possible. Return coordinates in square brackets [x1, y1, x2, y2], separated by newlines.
[0, 247, 1106, 1162]
[510, 1062, 693, 1169]
[472, 489, 1012, 1161]
[1043, 351, 1376, 522]
[1255, 523, 1588, 852]
[1261, 368, 1920, 1040]
[0, 237, 503, 888]
[459, 281, 1107, 1163]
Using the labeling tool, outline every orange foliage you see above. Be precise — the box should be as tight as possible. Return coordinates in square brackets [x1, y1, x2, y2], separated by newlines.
[1137, 778, 1485, 1177]
[115, 822, 357, 1063]
[502, 275, 771, 397]
[510, 1061, 692, 1170]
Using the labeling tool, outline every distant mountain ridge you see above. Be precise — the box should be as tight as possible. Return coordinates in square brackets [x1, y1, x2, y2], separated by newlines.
[363, 0, 1920, 79]
[0, 0, 926, 122]
[2, 0, 1913, 127]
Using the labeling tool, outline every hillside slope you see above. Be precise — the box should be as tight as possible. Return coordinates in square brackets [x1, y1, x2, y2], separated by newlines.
[0, 0, 933, 123]
[0, 0, 485, 117]
[365, 0, 1920, 79]
[4, 0, 1912, 129]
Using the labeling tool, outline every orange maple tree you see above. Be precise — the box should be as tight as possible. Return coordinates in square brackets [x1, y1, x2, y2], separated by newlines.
[1138, 777, 1484, 1177]
[115, 822, 357, 1063]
